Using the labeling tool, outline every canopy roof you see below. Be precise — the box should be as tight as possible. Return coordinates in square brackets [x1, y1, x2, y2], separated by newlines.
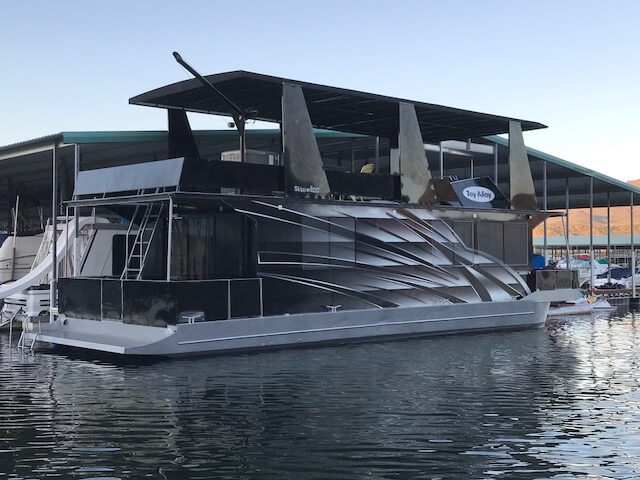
[129, 70, 546, 142]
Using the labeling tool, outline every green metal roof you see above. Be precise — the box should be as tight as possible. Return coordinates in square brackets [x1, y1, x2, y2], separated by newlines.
[0, 128, 365, 153]
[61, 128, 364, 145]
[485, 135, 640, 197]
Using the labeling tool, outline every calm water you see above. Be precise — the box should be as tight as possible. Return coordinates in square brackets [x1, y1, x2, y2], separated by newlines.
[2, 309, 640, 479]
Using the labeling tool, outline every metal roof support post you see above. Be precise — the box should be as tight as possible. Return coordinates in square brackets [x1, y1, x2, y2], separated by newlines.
[50, 144, 58, 323]
[166, 195, 173, 282]
[375, 136, 380, 173]
[239, 123, 246, 164]
[350, 139, 355, 172]
[9, 196, 19, 281]
[73, 144, 80, 277]
[439, 142, 444, 178]
[543, 161, 548, 264]
[607, 192, 611, 284]
[467, 138, 473, 179]
[589, 177, 594, 292]
[493, 144, 498, 185]
[565, 178, 570, 270]
[631, 192, 636, 298]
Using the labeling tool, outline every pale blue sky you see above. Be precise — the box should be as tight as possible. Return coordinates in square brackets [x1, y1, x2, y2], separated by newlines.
[1, 0, 638, 179]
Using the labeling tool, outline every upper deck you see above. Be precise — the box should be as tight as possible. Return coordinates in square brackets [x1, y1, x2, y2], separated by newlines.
[127, 67, 544, 210]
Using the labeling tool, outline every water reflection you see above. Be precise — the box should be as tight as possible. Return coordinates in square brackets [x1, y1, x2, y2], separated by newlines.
[1, 309, 639, 478]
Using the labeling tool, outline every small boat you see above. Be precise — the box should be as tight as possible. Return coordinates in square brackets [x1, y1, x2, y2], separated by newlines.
[547, 298, 594, 316]
[591, 296, 617, 311]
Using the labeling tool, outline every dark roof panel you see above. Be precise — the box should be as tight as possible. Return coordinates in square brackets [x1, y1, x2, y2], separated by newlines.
[130, 70, 546, 142]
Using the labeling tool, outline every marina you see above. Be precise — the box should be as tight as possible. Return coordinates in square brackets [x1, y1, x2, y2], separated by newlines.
[3, 2, 640, 478]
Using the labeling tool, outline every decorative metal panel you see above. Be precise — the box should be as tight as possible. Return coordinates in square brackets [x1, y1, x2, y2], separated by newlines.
[282, 83, 331, 199]
[508, 121, 538, 211]
[398, 102, 435, 204]
[230, 197, 531, 314]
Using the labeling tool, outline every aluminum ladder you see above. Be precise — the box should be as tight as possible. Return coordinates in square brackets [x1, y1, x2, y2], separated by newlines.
[0, 307, 23, 329]
[121, 200, 165, 280]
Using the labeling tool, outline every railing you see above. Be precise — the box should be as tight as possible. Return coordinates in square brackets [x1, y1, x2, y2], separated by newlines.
[57, 277, 264, 326]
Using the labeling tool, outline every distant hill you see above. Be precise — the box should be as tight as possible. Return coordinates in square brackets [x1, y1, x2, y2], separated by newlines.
[533, 179, 640, 237]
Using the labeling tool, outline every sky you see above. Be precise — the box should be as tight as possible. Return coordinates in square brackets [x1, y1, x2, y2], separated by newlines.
[1, 0, 639, 180]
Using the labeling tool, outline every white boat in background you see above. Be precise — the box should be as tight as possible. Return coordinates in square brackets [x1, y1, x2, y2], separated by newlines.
[0, 217, 127, 329]
[0, 232, 44, 284]
[547, 295, 617, 317]
[555, 257, 608, 288]
[591, 296, 617, 311]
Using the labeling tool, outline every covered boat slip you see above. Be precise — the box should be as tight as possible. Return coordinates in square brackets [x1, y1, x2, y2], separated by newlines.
[3, 130, 637, 304]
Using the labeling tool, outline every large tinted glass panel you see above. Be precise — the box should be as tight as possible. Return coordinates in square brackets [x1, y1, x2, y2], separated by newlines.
[476, 221, 504, 262]
[504, 222, 529, 266]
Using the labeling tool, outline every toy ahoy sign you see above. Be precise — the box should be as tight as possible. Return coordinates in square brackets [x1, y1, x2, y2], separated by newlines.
[462, 186, 495, 203]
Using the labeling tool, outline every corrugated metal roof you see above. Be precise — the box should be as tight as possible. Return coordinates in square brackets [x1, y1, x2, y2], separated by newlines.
[60, 128, 364, 145]
[486, 135, 640, 197]
[533, 234, 639, 247]
[0, 128, 364, 151]
[0, 132, 63, 153]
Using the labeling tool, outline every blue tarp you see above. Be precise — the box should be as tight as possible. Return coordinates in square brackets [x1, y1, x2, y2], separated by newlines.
[532, 254, 545, 269]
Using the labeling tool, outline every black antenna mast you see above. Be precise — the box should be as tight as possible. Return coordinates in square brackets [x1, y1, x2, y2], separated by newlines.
[173, 51, 247, 163]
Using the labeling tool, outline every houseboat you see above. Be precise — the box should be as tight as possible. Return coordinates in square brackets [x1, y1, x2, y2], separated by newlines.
[23, 55, 551, 356]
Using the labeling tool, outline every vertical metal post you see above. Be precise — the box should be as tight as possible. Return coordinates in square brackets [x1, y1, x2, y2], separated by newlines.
[74, 144, 80, 277]
[50, 145, 58, 323]
[565, 178, 570, 270]
[467, 139, 472, 184]
[239, 123, 246, 164]
[607, 192, 611, 283]
[65, 206, 69, 278]
[9, 195, 19, 281]
[439, 141, 444, 178]
[493, 143, 499, 185]
[631, 192, 636, 298]
[589, 177, 594, 291]
[374, 136, 380, 173]
[543, 161, 548, 264]
[166, 196, 173, 281]
[350, 139, 355, 172]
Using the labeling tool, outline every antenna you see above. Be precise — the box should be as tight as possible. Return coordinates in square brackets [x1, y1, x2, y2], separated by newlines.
[173, 51, 247, 163]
